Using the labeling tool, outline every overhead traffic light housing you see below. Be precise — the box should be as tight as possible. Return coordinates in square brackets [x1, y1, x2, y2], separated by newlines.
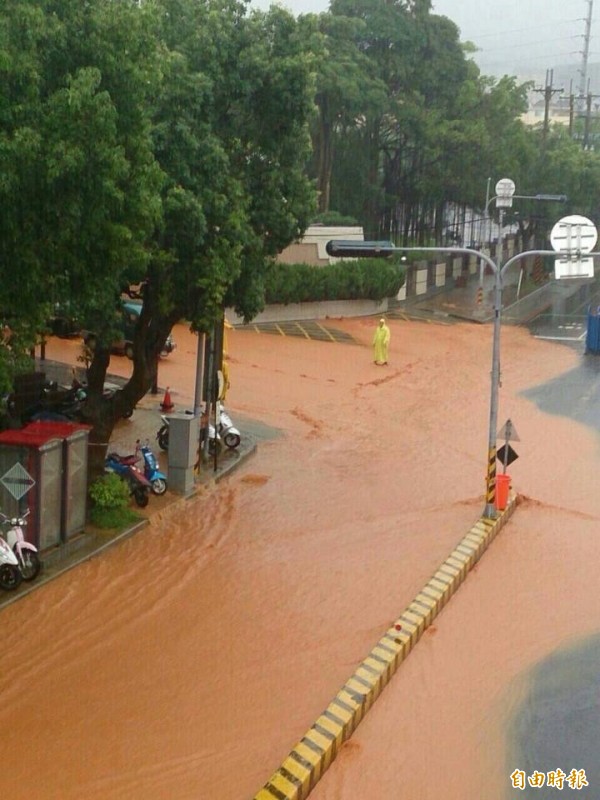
[325, 240, 396, 258]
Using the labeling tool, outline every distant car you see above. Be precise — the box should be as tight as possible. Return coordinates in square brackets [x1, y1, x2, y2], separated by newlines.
[47, 304, 81, 338]
[83, 301, 176, 360]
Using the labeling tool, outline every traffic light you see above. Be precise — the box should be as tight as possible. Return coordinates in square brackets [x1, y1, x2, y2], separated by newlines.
[325, 240, 397, 258]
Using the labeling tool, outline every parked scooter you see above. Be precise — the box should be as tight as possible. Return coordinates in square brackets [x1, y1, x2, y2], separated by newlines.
[218, 405, 241, 450]
[27, 380, 84, 422]
[0, 510, 41, 582]
[28, 378, 134, 423]
[135, 441, 167, 495]
[105, 451, 152, 507]
[156, 417, 170, 451]
[0, 536, 22, 591]
[156, 412, 222, 456]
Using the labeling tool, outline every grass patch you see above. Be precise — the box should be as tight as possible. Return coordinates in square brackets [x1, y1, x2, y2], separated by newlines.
[89, 505, 142, 530]
[88, 473, 144, 530]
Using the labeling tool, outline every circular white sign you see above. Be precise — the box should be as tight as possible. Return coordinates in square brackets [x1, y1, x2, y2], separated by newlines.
[550, 215, 598, 254]
[495, 178, 516, 198]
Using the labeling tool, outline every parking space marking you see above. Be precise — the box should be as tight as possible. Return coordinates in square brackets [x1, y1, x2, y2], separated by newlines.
[241, 321, 356, 344]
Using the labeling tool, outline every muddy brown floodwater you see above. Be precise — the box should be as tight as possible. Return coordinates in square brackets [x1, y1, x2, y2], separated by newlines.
[3, 316, 599, 799]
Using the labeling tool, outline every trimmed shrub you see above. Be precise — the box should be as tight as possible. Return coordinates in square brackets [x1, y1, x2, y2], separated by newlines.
[264, 258, 405, 305]
[88, 473, 140, 529]
[311, 211, 360, 226]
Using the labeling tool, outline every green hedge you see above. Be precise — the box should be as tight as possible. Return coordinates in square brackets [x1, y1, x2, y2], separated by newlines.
[264, 258, 405, 305]
[311, 211, 359, 226]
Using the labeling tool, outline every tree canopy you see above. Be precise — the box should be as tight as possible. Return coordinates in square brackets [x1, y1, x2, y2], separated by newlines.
[0, 0, 318, 466]
[2, 0, 600, 468]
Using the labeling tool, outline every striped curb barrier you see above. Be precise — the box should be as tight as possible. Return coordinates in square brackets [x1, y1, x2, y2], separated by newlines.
[253, 496, 517, 800]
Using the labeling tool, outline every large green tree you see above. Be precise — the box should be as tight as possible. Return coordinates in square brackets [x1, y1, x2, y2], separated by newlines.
[305, 11, 387, 214]
[311, 0, 546, 245]
[0, 0, 317, 473]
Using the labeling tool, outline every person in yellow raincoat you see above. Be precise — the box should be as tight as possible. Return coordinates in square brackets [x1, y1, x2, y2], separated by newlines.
[219, 319, 232, 402]
[372, 318, 390, 365]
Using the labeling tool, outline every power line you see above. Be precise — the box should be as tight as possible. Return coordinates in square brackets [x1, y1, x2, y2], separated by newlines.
[476, 52, 581, 68]
[471, 19, 583, 39]
[480, 36, 582, 53]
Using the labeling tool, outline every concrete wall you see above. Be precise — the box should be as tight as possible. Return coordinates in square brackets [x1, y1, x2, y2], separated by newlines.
[276, 225, 365, 266]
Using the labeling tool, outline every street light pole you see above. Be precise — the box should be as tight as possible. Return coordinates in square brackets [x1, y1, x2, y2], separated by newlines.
[482, 183, 569, 515]
[327, 189, 574, 519]
[482, 178, 516, 516]
[485, 204, 505, 516]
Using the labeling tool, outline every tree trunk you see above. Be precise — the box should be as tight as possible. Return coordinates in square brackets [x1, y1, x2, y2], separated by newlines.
[315, 99, 334, 214]
[83, 292, 178, 482]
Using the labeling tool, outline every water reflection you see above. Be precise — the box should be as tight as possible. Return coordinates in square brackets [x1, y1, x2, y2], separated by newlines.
[507, 635, 600, 797]
[522, 357, 600, 434]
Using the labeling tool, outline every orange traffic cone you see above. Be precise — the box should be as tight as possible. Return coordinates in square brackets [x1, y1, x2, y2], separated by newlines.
[160, 386, 174, 412]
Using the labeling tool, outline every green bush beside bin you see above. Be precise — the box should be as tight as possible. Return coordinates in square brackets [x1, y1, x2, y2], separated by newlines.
[88, 473, 141, 529]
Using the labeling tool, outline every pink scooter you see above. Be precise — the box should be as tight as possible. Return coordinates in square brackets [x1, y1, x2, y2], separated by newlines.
[0, 510, 41, 581]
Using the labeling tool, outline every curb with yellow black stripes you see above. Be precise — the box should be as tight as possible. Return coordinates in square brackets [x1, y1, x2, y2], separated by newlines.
[253, 496, 517, 800]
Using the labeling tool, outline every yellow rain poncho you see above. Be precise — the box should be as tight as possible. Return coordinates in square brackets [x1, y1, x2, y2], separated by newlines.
[372, 318, 390, 365]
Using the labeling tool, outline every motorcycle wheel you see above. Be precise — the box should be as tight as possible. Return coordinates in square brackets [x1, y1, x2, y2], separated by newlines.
[223, 431, 241, 449]
[157, 427, 169, 451]
[18, 550, 41, 582]
[133, 488, 149, 508]
[151, 478, 167, 496]
[122, 408, 133, 419]
[0, 563, 22, 591]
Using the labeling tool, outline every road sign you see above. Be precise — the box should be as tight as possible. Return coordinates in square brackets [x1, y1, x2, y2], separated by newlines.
[495, 178, 516, 207]
[551, 215, 598, 280]
[551, 215, 597, 253]
[497, 419, 520, 442]
[497, 444, 518, 467]
[554, 257, 595, 280]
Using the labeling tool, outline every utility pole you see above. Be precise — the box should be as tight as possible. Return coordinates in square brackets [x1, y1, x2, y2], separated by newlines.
[532, 70, 563, 140]
[568, 80, 575, 136]
[578, 0, 594, 113]
[585, 89, 593, 148]
[582, 88, 600, 149]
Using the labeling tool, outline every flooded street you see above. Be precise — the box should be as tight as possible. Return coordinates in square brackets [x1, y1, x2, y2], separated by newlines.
[3, 316, 600, 799]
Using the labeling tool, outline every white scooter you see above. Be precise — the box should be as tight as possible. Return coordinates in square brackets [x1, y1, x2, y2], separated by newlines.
[157, 411, 222, 456]
[218, 404, 241, 449]
[0, 536, 22, 590]
[0, 510, 41, 582]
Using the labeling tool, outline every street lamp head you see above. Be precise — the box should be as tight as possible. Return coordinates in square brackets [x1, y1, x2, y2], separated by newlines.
[534, 193, 568, 202]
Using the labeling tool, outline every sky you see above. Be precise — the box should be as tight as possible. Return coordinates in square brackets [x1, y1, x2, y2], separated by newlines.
[248, 0, 599, 84]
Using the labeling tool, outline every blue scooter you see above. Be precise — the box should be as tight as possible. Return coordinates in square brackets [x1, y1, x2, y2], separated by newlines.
[105, 451, 152, 508]
[135, 441, 168, 495]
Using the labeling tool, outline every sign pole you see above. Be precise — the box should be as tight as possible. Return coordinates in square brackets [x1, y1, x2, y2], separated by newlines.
[502, 420, 511, 474]
[484, 204, 505, 517]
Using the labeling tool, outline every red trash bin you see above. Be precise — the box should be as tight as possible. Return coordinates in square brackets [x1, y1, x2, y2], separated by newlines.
[495, 473, 511, 511]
